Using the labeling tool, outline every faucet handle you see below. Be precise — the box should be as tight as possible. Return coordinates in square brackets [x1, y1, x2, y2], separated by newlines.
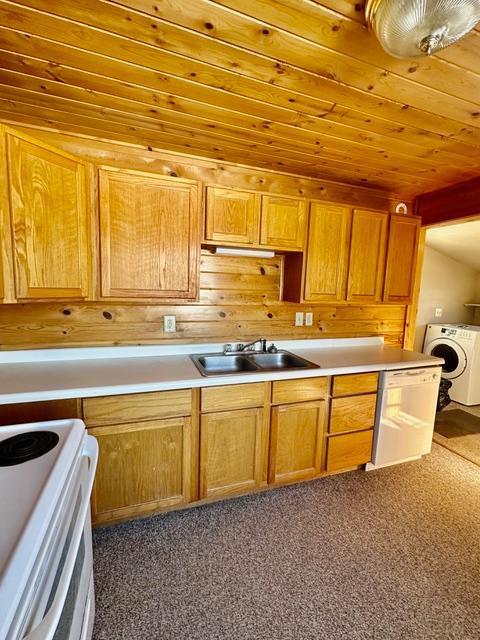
[267, 343, 278, 353]
[224, 343, 233, 353]
[236, 343, 245, 352]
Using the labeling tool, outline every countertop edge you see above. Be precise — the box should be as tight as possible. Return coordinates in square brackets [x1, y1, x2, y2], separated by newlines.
[1, 355, 443, 405]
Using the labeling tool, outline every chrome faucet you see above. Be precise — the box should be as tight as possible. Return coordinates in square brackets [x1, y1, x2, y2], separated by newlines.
[237, 338, 267, 353]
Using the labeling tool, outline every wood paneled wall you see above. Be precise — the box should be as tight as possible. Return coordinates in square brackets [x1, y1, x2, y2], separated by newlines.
[0, 250, 406, 349]
[0, 128, 408, 350]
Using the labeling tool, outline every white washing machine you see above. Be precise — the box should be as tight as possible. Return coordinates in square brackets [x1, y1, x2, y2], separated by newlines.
[423, 323, 480, 406]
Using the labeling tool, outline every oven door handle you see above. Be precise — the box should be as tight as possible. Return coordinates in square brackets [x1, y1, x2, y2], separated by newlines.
[24, 436, 98, 640]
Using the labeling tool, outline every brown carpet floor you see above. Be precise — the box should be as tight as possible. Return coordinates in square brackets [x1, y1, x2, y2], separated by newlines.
[92, 444, 480, 640]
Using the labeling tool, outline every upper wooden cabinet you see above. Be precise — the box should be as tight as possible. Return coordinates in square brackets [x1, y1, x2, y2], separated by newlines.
[303, 202, 351, 302]
[204, 186, 306, 250]
[1, 126, 92, 302]
[383, 215, 421, 303]
[346, 209, 388, 303]
[260, 195, 306, 250]
[99, 167, 201, 300]
[205, 187, 260, 245]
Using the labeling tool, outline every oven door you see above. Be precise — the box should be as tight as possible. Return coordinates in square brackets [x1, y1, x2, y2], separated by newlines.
[20, 436, 98, 640]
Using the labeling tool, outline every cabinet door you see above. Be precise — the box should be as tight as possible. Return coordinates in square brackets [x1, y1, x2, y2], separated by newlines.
[326, 429, 373, 472]
[99, 167, 200, 300]
[383, 215, 421, 303]
[347, 209, 388, 303]
[89, 417, 193, 523]
[200, 408, 265, 499]
[269, 401, 326, 484]
[260, 195, 306, 250]
[304, 203, 351, 302]
[5, 128, 91, 301]
[205, 187, 260, 244]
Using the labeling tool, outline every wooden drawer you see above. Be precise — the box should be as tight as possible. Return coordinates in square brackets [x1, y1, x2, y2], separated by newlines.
[83, 389, 192, 427]
[331, 373, 379, 397]
[329, 394, 377, 434]
[326, 429, 373, 472]
[201, 382, 265, 413]
[271, 377, 329, 405]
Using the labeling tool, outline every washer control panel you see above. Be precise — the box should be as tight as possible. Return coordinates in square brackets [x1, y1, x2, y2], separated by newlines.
[440, 327, 473, 340]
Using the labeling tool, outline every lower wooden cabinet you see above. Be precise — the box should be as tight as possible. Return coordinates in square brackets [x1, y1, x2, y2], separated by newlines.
[89, 417, 193, 523]
[329, 394, 377, 434]
[326, 429, 374, 472]
[81, 375, 381, 525]
[200, 408, 266, 499]
[269, 400, 326, 484]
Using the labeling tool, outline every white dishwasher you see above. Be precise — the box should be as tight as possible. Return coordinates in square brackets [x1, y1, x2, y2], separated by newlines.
[366, 367, 442, 470]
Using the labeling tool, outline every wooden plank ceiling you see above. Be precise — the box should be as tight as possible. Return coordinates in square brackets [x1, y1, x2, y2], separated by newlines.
[0, 0, 479, 198]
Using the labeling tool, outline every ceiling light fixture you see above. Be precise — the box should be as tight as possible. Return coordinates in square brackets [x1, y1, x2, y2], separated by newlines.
[365, 0, 480, 58]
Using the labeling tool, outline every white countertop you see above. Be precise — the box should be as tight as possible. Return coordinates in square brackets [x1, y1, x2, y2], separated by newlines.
[0, 338, 442, 405]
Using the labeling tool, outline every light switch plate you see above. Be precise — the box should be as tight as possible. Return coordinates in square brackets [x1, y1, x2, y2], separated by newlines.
[305, 312, 313, 326]
[164, 315, 176, 333]
[295, 312, 304, 327]
[435, 308, 443, 318]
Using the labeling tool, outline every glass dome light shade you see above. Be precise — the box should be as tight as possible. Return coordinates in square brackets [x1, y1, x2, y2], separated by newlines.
[365, 0, 480, 58]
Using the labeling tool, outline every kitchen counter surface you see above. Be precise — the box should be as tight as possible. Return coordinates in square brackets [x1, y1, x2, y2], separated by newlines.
[0, 338, 442, 405]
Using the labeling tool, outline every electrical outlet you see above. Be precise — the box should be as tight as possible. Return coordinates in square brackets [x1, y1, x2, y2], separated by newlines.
[435, 308, 443, 318]
[305, 312, 313, 326]
[295, 312, 304, 327]
[164, 315, 176, 333]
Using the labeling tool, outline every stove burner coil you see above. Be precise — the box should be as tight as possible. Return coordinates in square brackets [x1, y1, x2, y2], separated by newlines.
[0, 431, 60, 466]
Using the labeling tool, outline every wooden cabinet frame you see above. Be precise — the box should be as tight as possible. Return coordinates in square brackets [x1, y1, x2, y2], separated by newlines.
[98, 166, 201, 301]
[204, 185, 306, 251]
[1, 125, 94, 302]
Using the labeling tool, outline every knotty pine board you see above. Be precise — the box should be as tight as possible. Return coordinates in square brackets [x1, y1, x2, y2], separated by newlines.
[0, 252, 406, 349]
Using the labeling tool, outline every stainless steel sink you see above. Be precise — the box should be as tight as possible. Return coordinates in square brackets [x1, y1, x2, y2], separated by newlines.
[192, 354, 260, 375]
[249, 352, 318, 370]
[190, 350, 319, 376]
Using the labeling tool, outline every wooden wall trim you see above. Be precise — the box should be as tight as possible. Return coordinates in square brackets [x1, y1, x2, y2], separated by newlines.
[403, 227, 426, 350]
[415, 177, 480, 226]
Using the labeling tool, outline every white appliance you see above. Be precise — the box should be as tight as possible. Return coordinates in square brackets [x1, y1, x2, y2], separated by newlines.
[423, 323, 480, 406]
[366, 367, 442, 470]
[0, 419, 98, 640]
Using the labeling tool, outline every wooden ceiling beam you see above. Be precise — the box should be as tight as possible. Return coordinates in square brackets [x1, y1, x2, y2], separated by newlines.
[0, 91, 440, 192]
[1, 26, 478, 163]
[0, 100, 431, 191]
[0, 63, 461, 172]
[415, 177, 480, 226]
[2, 0, 480, 147]
[209, 0, 480, 102]
[0, 76, 451, 181]
[113, 0, 480, 122]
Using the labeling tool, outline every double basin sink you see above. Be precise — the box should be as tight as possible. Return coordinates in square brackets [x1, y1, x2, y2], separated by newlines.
[191, 350, 319, 376]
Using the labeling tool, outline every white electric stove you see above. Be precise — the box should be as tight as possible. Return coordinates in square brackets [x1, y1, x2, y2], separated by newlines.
[0, 420, 98, 640]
